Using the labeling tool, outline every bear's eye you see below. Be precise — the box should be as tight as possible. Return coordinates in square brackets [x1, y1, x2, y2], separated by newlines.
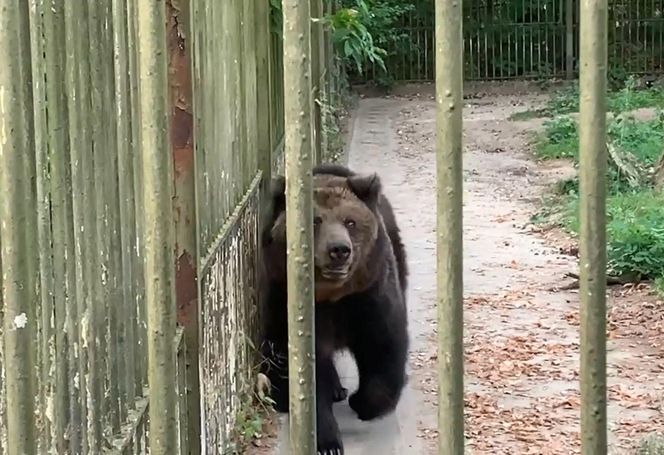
[344, 218, 356, 229]
[314, 216, 322, 226]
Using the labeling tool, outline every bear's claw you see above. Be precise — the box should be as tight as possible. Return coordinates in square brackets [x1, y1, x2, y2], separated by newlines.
[317, 445, 344, 455]
[333, 386, 348, 402]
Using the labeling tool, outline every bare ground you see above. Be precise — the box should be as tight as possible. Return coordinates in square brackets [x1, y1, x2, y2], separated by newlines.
[256, 85, 664, 454]
[392, 88, 664, 454]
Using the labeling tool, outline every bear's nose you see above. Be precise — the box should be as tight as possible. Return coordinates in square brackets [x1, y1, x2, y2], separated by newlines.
[328, 243, 351, 262]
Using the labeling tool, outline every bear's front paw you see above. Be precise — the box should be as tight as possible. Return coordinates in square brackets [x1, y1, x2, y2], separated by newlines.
[348, 387, 396, 421]
[333, 385, 348, 403]
[317, 426, 344, 455]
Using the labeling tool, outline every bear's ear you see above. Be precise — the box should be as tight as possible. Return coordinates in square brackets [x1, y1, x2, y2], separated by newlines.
[270, 175, 286, 213]
[347, 173, 382, 207]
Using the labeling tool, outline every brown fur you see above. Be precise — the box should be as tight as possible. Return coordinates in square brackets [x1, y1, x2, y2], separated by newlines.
[267, 174, 386, 304]
[259, 164, 409, 455]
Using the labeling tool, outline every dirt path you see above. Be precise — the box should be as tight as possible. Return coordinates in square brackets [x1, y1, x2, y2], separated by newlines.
[392, 88, 664, 454]
[267, 89, 664, 454]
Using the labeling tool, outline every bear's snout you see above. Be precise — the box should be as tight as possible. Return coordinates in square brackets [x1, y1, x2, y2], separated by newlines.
[327, 242, 351, 264]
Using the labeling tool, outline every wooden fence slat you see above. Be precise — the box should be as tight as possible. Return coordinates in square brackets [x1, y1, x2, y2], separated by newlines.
[0, 1, 39, 453]
[27, 2, 54, 449]
[1, 0, 337, 452]
[112, 0, 137, 425]
[135, 0, 179, 452]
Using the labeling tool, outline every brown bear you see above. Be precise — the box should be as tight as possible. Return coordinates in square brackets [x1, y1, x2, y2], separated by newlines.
[259, 163, 409, 455]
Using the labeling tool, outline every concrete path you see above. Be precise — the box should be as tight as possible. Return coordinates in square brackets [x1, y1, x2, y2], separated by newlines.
[275, 97, 434, 454]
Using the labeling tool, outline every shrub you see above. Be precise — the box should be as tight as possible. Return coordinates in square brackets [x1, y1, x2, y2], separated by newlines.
[535, 116, 578, 160]
[324, 2, 388, 75]
[606, 191, 664, 279]
[563, 190, 664, 279]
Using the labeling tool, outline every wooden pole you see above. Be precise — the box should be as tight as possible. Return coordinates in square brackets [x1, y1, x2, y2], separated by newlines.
[578, 0, 608, 452]
[282, 0, 317, 450]
[136, 1, 179, 452]
[435, 0, 465, 453]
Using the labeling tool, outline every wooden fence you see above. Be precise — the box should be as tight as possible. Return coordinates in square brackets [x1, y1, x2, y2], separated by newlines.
[356, 0, 664, 82]
[0, 0, 340, 453]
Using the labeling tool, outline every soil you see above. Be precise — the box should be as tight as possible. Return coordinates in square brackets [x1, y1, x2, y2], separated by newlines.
[391, 87, 664, 454]
[257, 84, 664, 454]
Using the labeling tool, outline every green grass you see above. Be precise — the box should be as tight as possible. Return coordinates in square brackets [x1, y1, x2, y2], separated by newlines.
[532, 82, 664, 284]
[547, 80, 664, 116]
[561, 191, 664, 279]
[534, 116, 578, 160]
[534, 115, 664, 164]
[511, 77, 664, 120]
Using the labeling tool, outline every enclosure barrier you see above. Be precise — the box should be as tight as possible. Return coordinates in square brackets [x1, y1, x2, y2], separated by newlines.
[435, 0, 466, 453]
[0, 0, 342, 453]
[0, 0, 39, 452]
[430, 1, 609, 454]
[136, 0, 179, 452]
[282, 0, 318, 449]
[579, 0, 609, 452]
[0, 0, 187, 452]
[355, 0, 664, 82]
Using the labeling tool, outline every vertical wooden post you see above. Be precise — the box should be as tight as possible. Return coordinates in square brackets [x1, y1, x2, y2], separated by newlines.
[435, 0, 465, 453]
[136, 1, 179, 453]
[310, 0, 323, 164]
[0, 1, 39, 453]
[256, 0, 273, 191]
[167, 0, 201, 453]
[566, 0, 575, 79]
[578, 0, 608, 452]
[282, 0, 317, 451]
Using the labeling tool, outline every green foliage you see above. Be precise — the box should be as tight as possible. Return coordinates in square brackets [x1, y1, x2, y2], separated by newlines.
[544, 78, 664, 117]
[367, 0, 664, 81]
[513, 78, 664, 121]
[610, 76, 664, 113]
[605, 191, 664, 279]
[330, 0, 415, 86]
[534, 79, 664, 285]
[269, 0, 282, 37]
[545, 85, 580, 116]
[323, 0, 417, 85]
[535, 116, 578, 160]
[558, 190, 664, 279]
[609, 116, 664, 165]
[323, 1, 388, 74]
[230, 397, 273, 454]
[535, 110, 664, 167]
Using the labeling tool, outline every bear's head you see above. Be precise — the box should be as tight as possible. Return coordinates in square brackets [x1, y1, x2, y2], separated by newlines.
[263, 172, 384, 302]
